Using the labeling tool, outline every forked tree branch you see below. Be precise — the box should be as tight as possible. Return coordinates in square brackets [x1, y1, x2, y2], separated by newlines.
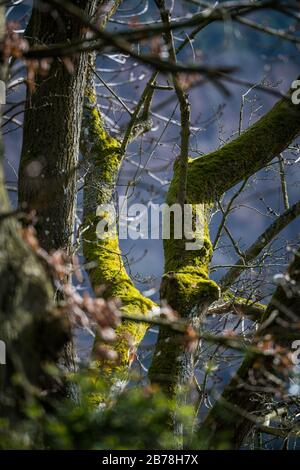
[148, 79, 300, 397]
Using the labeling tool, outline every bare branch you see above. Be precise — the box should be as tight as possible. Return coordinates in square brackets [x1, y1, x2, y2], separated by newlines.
[220, 200, 300, 291]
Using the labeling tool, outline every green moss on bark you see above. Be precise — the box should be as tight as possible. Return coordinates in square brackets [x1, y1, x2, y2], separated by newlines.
[188, 92, 300, 202]
[149, 158, 219, 397]
[149, 87, 300, 398]
[81, 84, 156, 392]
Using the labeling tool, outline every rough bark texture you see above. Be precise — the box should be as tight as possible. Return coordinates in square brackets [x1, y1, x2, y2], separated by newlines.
[18, 0, 97, 253]
[0, 5, 68, 419]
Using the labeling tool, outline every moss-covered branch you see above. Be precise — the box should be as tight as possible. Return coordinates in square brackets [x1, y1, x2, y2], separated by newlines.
[148, 81, 300, 399]
[80, 74, 156, 395]
[187, 85, 300, 202]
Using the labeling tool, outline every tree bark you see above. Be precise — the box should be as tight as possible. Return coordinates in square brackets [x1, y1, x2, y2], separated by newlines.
[18, 0, 97, 253]
[0, 5, 68, 420]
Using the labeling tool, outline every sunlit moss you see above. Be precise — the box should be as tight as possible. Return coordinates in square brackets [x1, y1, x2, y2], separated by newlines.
[81, 85, 155, 392]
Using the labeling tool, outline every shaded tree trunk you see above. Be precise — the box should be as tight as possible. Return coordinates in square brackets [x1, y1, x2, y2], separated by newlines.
[18, 0, 96, 253]
[17, 0, 98, 374]
[0, 4, 68, 420]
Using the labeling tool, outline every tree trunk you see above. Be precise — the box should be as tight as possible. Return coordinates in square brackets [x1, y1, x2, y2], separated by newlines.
[148, 84, 300, 399]
[18, 0, 96, 253]
[0, 4, 69, 420]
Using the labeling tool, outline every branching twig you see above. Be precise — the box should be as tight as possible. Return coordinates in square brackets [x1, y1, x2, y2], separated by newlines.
[220, 200, 300, 291]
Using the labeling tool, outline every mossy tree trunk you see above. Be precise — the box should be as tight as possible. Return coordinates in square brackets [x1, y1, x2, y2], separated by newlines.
[148, 85, 300, 399]
[81, 67, 156, 398]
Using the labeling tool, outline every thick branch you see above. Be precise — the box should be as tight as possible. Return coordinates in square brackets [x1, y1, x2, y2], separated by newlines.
[149, 83, 300, 398]
[188, 85, 300, 202]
